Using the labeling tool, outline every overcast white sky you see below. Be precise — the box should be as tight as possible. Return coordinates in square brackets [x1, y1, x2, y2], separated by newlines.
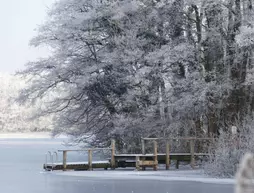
[0, 0, 55, 74]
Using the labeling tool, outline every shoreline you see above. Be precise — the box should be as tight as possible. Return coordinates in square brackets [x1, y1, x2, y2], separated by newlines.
[0, 132, 51, 139]
[55, 169, 235, 185]
[0, 132, 67, 139]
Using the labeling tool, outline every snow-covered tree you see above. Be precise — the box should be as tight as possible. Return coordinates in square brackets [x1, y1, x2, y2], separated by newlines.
[235, 153, 254, 193]
[0, 73, 52, 132]
[17, 0, 254, 153]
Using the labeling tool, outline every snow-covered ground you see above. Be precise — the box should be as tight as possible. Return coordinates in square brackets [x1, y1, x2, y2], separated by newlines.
[55, 169, 235, 185]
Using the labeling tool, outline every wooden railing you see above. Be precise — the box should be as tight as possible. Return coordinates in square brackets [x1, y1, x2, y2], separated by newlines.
[58, 139, 116, 171]
[52, 137, 214, 171]
[141, 137, 214, 169]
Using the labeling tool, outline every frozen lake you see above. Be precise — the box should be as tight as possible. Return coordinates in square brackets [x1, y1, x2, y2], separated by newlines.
[0, 136, 234, 193]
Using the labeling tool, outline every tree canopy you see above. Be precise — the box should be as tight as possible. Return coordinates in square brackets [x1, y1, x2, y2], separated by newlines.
[18, 0, 254, 148]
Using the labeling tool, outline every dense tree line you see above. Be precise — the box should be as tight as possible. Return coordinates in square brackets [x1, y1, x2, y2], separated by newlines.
[18, 0, 254, 150]
[0, 73, 52, 132]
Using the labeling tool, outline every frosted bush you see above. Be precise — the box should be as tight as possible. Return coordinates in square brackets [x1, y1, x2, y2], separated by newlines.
[204, 117, 254, 178]
[204, 132, 242, 177]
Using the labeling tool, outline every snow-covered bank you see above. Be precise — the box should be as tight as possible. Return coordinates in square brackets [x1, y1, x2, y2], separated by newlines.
[0, 132, 51, 139]
[0, 132, 69, 145]
[0, 132, 67, 139]
[56, 169, 235, 185]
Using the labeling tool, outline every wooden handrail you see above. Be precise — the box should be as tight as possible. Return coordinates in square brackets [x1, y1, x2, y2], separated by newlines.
[141, 137, 214, 141]
[60, 140, 115, 171]
[58, 147, 112, 152]
[140, 137, 213, 170]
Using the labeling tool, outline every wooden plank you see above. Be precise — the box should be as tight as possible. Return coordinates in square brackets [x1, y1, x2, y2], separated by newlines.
[138, 160, 157, 166]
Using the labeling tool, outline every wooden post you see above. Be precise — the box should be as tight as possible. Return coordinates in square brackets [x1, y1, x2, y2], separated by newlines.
[176, 160, 179, 169]
[63, 150, 67, 171]
[111, 139, 116, 169]
[153, 140, 158, 171]
[136, 156, 140, 171]
[141, 139, 145, 155]
[166, 141, 170, 170]
[141, 139, 146, 170]
[88, 149, 92, 170]
[190, 139, 195, 169]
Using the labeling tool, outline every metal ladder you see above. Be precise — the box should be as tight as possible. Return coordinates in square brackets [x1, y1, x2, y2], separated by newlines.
[45, 151, 58, 171]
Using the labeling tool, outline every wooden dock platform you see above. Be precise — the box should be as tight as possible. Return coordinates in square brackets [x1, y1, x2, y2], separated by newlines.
[43, 137, 212, 171]
[44, 153, 209, 171]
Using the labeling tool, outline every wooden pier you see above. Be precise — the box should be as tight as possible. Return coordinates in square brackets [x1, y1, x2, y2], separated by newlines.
[43, 137, 212, 171]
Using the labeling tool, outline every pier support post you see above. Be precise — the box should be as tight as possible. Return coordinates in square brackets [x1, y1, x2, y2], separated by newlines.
[166, 141, 170, 170]
[111, 139, 116, 169]
[153, 140, 158, 171]
[190, 139, 195, 169]
[88, 149, 92, 170]
[141, 139, 145, 155]
[141, 139, 146, 170]
[176, 160, 179, 169]
[136, 156, 140, 171]
[63, 150, 67, 171]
